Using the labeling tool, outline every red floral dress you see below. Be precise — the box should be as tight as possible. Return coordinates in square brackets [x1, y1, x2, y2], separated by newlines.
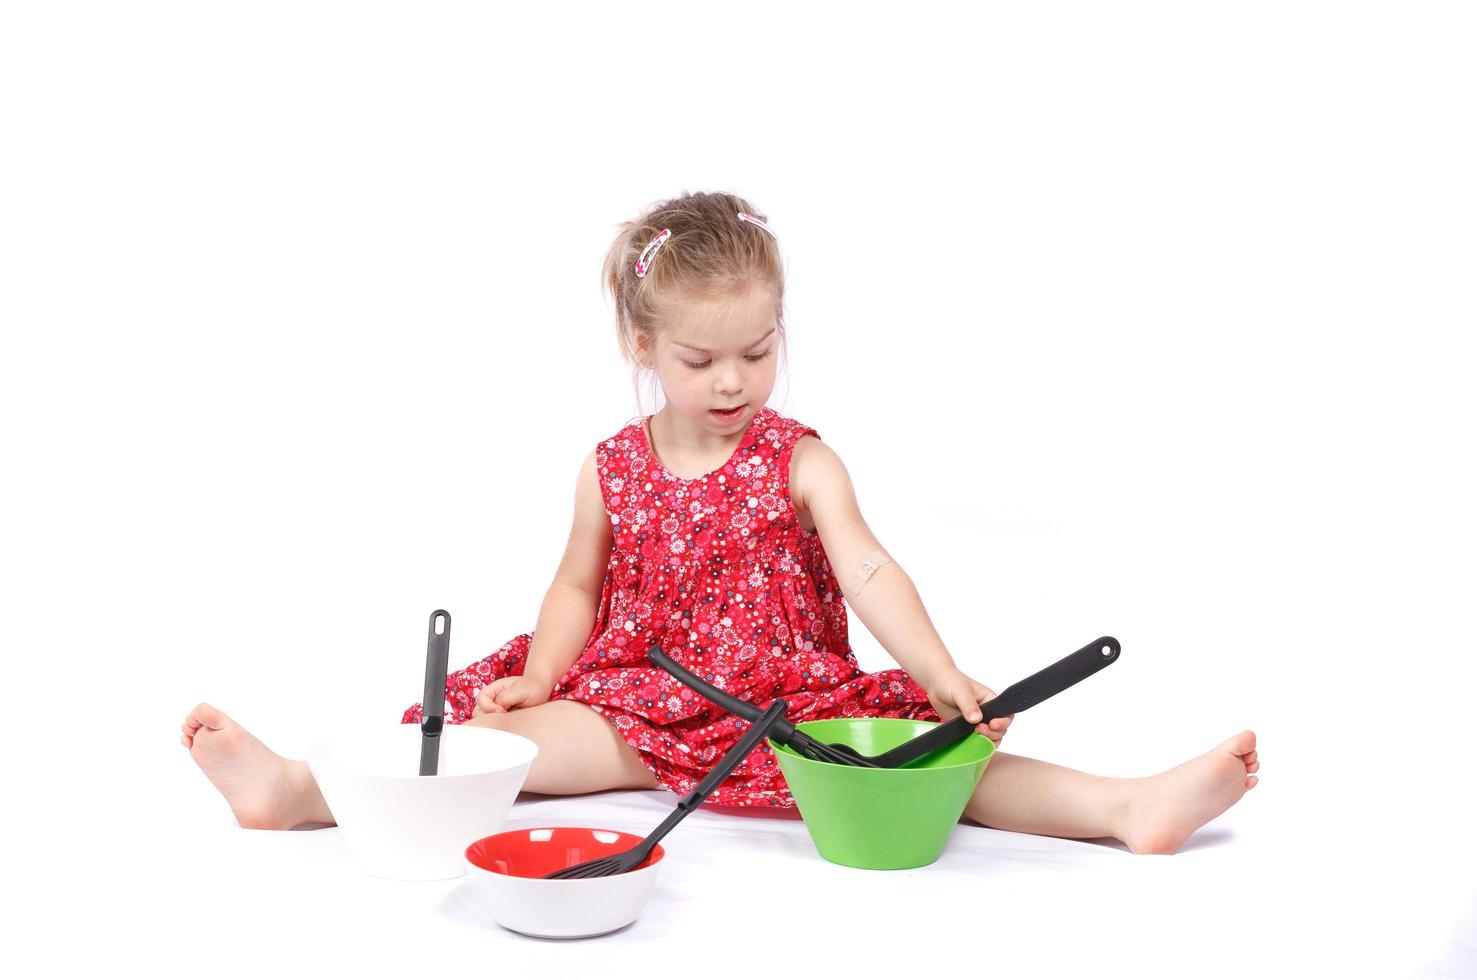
[401, 406, 940, 808]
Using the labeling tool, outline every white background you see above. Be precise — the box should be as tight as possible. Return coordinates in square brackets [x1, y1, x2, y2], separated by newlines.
[3, 2, 1474, 977]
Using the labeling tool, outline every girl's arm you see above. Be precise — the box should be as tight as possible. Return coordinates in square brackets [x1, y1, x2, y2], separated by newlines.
[788, 436, 959, 691]
[522, 448, 614, 688]
[791, 436, 1009, 739]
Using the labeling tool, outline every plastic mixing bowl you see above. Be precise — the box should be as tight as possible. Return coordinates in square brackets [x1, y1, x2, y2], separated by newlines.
[465, 827, 664, 938]
[770, 717, 994, 870]
[305, 724, 537, 880]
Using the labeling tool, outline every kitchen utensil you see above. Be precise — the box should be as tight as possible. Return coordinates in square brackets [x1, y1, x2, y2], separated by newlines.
[419, 609, 451, 776]
[647, 636, 1119, 768]
[871, 636, 1120, 767]
[543, 698, 791, 878]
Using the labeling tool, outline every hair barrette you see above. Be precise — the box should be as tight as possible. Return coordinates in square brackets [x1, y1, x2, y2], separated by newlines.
[634, 228, 671, 278]
[737, 212, 777, 237]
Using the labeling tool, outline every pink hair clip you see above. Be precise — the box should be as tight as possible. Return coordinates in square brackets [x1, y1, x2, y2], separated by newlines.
[634, 228, 671, 279]
[737, 212, 776, 237]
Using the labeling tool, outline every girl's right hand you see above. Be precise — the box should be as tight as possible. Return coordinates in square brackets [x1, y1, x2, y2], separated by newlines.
[474, 676, 552, 716]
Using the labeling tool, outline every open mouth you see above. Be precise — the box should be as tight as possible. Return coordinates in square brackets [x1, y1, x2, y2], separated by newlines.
[711, 406, 744, 417]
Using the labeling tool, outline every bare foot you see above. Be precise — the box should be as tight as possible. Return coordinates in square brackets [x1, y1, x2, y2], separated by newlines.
[181, 703, 329, 830]
[1120, 730, 1260, 855]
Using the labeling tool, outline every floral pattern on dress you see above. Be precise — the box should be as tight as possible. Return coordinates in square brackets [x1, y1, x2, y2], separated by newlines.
[402, 406, 940, 807]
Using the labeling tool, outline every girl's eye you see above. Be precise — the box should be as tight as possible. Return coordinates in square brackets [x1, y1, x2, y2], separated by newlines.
[682, 350, 773, 370]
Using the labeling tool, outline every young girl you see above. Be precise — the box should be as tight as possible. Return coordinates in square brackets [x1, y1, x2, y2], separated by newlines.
[182, 190, 1259, 854]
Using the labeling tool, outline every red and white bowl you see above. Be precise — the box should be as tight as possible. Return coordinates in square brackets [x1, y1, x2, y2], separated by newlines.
[464, 827, 665, 939]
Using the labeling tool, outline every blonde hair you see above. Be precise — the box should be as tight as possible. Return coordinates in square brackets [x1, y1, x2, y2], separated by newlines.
[601, 190, 790, 415]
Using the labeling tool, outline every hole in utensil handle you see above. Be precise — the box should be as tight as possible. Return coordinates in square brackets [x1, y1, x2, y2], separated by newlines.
[997, 635, 1120, 713]
[422, 609, 453, 718]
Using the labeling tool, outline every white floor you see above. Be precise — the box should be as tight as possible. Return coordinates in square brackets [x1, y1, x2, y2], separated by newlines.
[73, 753, 1469, 980]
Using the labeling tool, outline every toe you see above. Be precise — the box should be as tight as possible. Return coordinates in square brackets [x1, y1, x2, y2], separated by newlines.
[1222, 730, 1256, 756]
[1246, 774, 1259, 789]
[1247, 760, 1259, 774]
[189, 703, 229, 731]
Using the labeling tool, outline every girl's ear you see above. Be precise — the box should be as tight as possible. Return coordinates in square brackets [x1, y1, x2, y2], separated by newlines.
[632, 328, 656, 370]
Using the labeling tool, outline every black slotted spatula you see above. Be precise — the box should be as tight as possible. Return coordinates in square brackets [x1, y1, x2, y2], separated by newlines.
[647, 637, 1120, 769]
[870, 636, 1120, 768]
[419, 609, 451, 776]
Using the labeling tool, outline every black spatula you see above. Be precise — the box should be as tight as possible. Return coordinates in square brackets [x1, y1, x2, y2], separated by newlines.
[870, 637, 1120, 767]
[419, 609, 451, 776]
[647, 637, 1120, 769]
[543, 699, 792, 879]
[647, 644, 885, 767]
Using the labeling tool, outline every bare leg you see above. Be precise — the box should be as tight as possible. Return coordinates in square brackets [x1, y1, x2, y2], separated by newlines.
[182, 700, 660, 831]
[463, 701, 662, 795]
[962, 730, 1260, 854]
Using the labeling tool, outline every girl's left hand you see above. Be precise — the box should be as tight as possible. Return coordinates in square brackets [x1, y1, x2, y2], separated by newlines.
[924, 667, 1013, 745]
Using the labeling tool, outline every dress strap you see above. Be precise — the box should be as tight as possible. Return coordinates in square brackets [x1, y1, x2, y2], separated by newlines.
[748, 413, 817, 508]
[768, 414, 819, 459]
[594, 419, 649, 522]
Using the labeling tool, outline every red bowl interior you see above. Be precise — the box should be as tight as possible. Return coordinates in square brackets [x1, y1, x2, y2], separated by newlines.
[466, 827, 666, 879]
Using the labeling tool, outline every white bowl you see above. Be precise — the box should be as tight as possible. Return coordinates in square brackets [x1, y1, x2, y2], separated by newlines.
[464, 827, 665, 939]
[305, 725, 537, 880]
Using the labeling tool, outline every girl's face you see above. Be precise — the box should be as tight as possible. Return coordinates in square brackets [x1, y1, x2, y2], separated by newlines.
[640, 286, 781, 435]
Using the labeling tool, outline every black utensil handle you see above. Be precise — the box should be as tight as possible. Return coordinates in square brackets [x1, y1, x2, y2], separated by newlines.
[981, 635, 1120, 720]
[678, 699, 790, 812]
[634, 700, 792, 857]
[646, 643, 797, 740]
[421, 610, 452, 713]
[877, 636, 1121, 768]
[418, 725, 441, 775]
[419, 609, 452, 776]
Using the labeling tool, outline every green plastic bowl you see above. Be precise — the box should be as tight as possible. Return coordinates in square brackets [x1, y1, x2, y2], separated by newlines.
[769, 718, 994, 870]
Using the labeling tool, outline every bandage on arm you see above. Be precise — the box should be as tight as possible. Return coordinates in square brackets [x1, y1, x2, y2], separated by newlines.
[851, 550, 894, 596]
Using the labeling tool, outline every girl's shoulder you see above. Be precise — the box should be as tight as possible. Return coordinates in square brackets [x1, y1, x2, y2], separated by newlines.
[594, 416, 647, 470]
[596, 414, 648, 447]
[752, 406, 820, 447]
